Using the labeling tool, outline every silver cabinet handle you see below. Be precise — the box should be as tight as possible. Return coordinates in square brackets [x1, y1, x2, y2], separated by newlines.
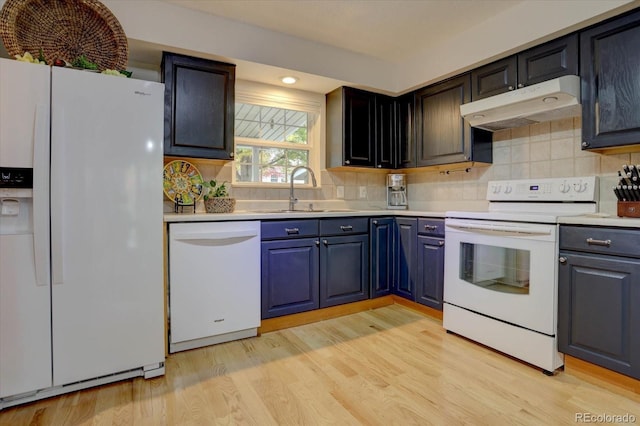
[517, 83, 524, 88]
[559, 256, 567, 264]
[582, 141, 590, 148]
[340, 225, 353, 231]
[345, 160, 351, 165]
[372, 220, 378, 225]
[424, 225, 438, 231]
[323, 239, 328, 245]
[285, 227, 299, 235]
[438, 240, 444, 246]
[315, 240, 320, 246]
[586, 238, 611, 247]
[508, 85, 514, 90]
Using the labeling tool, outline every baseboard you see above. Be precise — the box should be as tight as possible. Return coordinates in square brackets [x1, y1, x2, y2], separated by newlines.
[258, 296, 443, 334]
[564, 355, 640, 395]
[391, 296, 443, 320]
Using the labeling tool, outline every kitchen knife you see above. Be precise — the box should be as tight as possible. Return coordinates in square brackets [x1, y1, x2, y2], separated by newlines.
[613, 186, 623, 201]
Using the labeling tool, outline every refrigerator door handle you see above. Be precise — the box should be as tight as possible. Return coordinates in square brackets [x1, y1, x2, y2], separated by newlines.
[32, 103, 50, 286]
[51, 107, 64, 286]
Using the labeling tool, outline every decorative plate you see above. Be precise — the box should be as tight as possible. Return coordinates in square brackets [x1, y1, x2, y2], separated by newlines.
[163, 160, 204, 205]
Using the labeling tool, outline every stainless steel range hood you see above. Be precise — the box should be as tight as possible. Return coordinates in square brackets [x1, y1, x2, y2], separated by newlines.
[460, 75, 581, 132]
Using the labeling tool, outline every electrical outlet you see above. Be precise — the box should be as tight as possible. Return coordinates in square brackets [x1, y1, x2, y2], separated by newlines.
[359, 186, 367, 199]
[336, 185, 344, 199]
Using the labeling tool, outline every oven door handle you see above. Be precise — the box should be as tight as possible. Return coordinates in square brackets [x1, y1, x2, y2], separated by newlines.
[446, 223, 552, 236]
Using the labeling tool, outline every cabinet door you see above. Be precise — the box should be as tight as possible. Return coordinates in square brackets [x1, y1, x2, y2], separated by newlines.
[320, 234, 369, 308]
[343, 87, 376, 167]
[580, 10, 640, 151]
[558, 252, 640, 379]
[517, 34, 578, 87]
[395, 93, 416, 168]
[470, 56, 517, 100]
[415, 74, 475, 166]
[394, 218, 417, 300]
[162, 52, 235, 159]
[261, 238, 319, 319]
[416, 236, 445, 310]
[375, 95, 395, 169]
[370, 218, 395, 298]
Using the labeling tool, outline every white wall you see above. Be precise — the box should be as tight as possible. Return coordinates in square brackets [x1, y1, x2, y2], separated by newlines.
[101, 0, 636, 93]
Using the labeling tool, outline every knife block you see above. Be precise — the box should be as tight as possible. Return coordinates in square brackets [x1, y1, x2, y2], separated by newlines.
[617, 201, 640, 218]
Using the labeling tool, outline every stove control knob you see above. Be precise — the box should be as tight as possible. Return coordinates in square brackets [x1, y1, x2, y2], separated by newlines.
[574, 181, 588, 193]
[491, 184, 501, 194]
[504, 185, 513, 194]
[559, 182, 571, 193]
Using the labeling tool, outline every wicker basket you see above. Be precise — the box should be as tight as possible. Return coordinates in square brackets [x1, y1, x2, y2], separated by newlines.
[204, 197, 236, 214]
[0, 0, 128, 70]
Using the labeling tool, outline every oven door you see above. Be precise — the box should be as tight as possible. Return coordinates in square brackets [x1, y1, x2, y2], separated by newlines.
[444, 218, 558, 335]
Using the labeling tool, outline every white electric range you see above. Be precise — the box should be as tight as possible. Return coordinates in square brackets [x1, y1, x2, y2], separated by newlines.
[443, 176, 598, 374]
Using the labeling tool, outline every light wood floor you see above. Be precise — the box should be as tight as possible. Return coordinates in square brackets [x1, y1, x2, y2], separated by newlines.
[1, 305, 639, 425]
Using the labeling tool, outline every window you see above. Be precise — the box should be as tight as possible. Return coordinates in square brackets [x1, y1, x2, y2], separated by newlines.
[233, 81, 323, 187]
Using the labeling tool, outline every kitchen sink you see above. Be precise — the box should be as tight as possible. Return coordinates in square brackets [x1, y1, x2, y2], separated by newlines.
[250, 209, 357, 213]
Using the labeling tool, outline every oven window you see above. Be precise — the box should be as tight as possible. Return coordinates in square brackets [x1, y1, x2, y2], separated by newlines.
[459, 243, 530, 294]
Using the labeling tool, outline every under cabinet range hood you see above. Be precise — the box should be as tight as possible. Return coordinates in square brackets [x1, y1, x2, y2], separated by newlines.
[460, 75, 581, 132]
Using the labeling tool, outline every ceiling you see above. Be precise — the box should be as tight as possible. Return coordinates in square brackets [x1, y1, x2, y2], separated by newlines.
[163, 0, 523, 63]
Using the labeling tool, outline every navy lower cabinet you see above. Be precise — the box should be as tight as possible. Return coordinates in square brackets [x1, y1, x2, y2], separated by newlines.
[261, 218, 370, 318]
[370, 217, 395, 298]
[319, 217, 370, 308]
[416, 219, 445, 309]
[261, 220, 320, 319]
[558, 226, 640, 380]
[320, 234, 369, 307]
[394, 218, 417, 300]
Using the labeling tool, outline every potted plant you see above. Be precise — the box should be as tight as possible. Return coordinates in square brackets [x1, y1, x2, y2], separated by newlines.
[202, 180, 236, 213]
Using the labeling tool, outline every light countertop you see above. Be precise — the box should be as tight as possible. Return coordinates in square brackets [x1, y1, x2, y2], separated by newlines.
[164, 209, 446, 222]
[164, 208, 640, 228]
[559, 214, 640, 228]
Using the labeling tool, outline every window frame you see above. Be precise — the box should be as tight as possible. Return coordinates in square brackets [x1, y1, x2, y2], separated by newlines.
[233, 80, 325, 188]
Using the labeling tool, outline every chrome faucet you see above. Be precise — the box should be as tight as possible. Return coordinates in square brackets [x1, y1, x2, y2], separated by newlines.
[289, 166, 317, 211]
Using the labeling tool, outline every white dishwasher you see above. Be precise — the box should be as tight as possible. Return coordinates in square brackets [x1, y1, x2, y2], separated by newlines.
[168, 221, 260, 353]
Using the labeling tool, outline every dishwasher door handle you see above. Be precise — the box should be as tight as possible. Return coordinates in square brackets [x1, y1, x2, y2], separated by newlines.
[173, 230, 259, 245]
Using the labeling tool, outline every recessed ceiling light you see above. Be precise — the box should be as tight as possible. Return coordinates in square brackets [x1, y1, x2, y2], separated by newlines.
[281, 76, 298, 85]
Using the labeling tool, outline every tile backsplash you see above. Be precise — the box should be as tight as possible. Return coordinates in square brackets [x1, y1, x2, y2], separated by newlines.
[165, 116, 638, 214]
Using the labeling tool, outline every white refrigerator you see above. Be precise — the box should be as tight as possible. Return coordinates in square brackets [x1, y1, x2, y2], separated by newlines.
[0, 58, 165, 408]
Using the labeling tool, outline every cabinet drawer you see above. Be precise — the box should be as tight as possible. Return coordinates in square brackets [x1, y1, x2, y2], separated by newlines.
[560, 226, 640, 258]
[261, 220, 319, 240]
[417, 218, 445, 236]
[320, 217, 368, 236]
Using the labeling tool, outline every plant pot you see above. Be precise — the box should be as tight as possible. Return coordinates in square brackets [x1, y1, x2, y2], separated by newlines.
[204, 197, 236, 213]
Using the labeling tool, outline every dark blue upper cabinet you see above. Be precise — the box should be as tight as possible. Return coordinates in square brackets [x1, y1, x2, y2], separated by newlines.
[370, 218, 395, 298]
[471, 34, 578, 101]
[471, 56, 518, 100]
[395, 93, 416, 169]
[162, 52, 235, 160]
[580, 9, 640, 152]
[327, 87, 376, 167]
[415, 74, 492, 167]
[376, 95, 396, 169]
